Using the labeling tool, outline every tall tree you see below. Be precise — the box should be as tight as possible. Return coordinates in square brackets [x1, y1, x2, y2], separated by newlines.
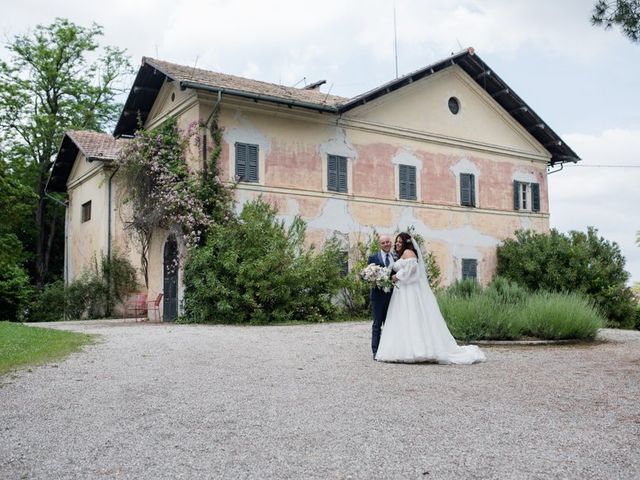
[591, 0, 640, 42]
[0, 18, 131, 286]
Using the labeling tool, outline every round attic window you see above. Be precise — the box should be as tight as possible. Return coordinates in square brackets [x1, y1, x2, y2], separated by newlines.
[448, 97, 460, 115]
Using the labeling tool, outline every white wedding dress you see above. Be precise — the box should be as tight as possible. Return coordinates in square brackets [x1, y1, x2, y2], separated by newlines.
[375, 252, 486, 365]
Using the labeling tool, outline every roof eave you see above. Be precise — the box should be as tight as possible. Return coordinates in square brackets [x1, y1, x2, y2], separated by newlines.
[46, 134, 78, 193]
[338, 47, 580, 166]
[179, 80, 338, 114]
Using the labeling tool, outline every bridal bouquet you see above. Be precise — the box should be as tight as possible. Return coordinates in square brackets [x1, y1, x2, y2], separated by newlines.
[360, 263, 394, 293]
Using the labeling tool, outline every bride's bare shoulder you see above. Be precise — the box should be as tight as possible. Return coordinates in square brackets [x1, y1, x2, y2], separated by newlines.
[401, 250, 417, 259]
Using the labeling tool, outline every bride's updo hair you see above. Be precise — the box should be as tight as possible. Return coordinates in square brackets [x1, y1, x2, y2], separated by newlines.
[395, 232, 419, 258]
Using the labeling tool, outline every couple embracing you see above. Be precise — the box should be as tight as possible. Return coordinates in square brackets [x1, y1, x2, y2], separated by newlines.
[369, 233, 486, 365]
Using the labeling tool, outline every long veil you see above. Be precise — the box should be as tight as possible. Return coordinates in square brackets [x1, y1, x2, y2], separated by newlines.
[411, 237, 432, 293]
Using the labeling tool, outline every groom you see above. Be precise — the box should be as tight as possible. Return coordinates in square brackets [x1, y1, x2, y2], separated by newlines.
[368, 234, 394, 360]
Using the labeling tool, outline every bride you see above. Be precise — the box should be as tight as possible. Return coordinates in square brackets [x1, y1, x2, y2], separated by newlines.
[375, 232, 486, 365]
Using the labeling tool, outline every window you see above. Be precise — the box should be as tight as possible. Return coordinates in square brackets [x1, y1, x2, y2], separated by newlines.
[399, 164, 417, 200]
[81, 201, 91, 223]
[460, 173, 476, 207]
[513, 181, 540, 212]
[327, 155, 348, 193]
[235, 142, 259, 182]
[462, 259, 477, 280]
[448, 97, 460, 115]
[338, 251, 349, 277]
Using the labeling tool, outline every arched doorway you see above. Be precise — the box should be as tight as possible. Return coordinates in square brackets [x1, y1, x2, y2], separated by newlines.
[163, 236, 178, 322]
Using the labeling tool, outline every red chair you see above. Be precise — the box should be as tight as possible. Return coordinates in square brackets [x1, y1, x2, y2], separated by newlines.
[147, 293, 164, 322]
[124, 293, 148, 321]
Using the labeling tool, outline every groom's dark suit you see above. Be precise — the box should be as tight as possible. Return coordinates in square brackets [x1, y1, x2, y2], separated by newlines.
[369, 250, 394, 358]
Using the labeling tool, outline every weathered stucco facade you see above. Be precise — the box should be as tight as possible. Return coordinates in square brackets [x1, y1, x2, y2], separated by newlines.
[49, 48, 579, 320]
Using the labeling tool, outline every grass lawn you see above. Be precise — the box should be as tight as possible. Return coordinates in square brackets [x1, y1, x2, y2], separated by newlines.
[0, 322, 95, 375]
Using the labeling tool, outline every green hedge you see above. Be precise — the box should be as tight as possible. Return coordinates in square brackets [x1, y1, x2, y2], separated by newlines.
[438, 278, 605, 341]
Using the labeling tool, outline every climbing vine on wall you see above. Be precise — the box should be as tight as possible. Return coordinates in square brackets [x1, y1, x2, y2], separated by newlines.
[116, 115, 233, 286]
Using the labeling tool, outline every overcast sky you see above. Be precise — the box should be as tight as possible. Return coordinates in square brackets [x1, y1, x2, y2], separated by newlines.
[2, 0, 639, 284]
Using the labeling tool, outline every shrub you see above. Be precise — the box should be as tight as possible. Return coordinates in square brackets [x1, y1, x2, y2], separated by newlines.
[497, 227, 635, 328]
[438, 290, 522, 341]
[437, 278, 605, 341]
[26, 252, 138, 322]
[28, 281, 65, 322]
[0, 262, 32, 321]
[484, 276, 529, 305]
[183, 198, 346, 324]
[519, 292, 605, 340]
[446, 278, 483, 298]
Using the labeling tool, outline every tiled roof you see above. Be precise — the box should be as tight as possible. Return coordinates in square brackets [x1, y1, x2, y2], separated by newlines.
[144, 57, 347, 108]
[46, 131, 128, 192]
[114, 50, 580, 165]
[66, 130, 125, 160]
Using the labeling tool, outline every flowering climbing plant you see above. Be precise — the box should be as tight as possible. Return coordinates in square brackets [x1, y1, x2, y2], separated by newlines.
[116, 115, 233, 286]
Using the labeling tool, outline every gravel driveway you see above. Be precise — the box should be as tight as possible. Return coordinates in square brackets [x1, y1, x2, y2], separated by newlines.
[1, 320, 639, 479]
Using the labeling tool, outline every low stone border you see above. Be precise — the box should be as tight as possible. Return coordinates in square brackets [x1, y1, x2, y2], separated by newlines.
[472, 338, 586, 346]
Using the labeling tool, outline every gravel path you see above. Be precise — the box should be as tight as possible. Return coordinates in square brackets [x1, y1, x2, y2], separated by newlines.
[1, 321, 639, 479]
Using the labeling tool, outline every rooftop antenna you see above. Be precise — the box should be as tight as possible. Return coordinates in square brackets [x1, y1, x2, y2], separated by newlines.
[322, 83, 334, 104]
[394, 0, 399, 78]
[292, 77, 307, 87]
[189, 56, 199, 80]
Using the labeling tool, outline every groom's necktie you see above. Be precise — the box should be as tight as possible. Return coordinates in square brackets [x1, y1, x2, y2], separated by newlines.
[384, 253, 390, 267]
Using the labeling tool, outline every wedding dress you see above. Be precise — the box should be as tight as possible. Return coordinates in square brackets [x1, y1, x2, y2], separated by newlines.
[375, 242, 486, 365]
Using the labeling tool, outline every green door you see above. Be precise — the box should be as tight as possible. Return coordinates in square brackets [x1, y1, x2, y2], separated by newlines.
[163, 237, 178, 322]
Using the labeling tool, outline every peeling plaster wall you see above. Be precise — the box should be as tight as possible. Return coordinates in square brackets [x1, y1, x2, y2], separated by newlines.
[135, 65, 552, 290]
[66, 152, 109, 282]
[205, 92, 549, 285]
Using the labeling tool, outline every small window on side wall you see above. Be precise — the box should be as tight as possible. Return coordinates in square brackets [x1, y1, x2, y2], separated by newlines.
[81, 201, 91, 223]
[327, 155, 348, 193]
[235, 142, 259, 182]
[513, 181, 540, 212]
[460, 173, 476, 207]
[462, 258, 477, 281]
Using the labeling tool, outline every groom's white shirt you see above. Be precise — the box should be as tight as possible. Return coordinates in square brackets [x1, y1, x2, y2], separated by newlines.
[379, 250, 394, 269]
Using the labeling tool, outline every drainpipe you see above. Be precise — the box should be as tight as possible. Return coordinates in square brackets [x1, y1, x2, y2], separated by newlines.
[204, 90, 222, 127]
[107, 166, 119, 261]
[547, 163, 564, 175]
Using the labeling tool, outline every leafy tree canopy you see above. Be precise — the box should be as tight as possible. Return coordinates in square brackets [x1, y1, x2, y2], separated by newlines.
[0, 18, 131, 286]
[592, 0, 640, 43]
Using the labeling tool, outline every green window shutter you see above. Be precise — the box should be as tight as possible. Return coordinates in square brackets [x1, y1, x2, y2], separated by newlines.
[469, 173, 475, 206]
[247, 144, 259, 182]
[399, 165, 417, 200]
[327, 155, 338, 191]
[532, 183, 540, 212]
[461, 173, 475, 206]
[328, 155, 348, 193]
[399, 164, 408, 199]
[513, 180, 520, 210]
[235, 143, 259, 182]
[235, 143, 247, 180]
[337, 156, 348, 193]
[408, 165, 416, 200]
[462, 259, 477, 280]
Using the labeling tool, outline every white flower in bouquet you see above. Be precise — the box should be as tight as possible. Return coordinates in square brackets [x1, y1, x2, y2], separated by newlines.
[360, 263, 395, 293]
